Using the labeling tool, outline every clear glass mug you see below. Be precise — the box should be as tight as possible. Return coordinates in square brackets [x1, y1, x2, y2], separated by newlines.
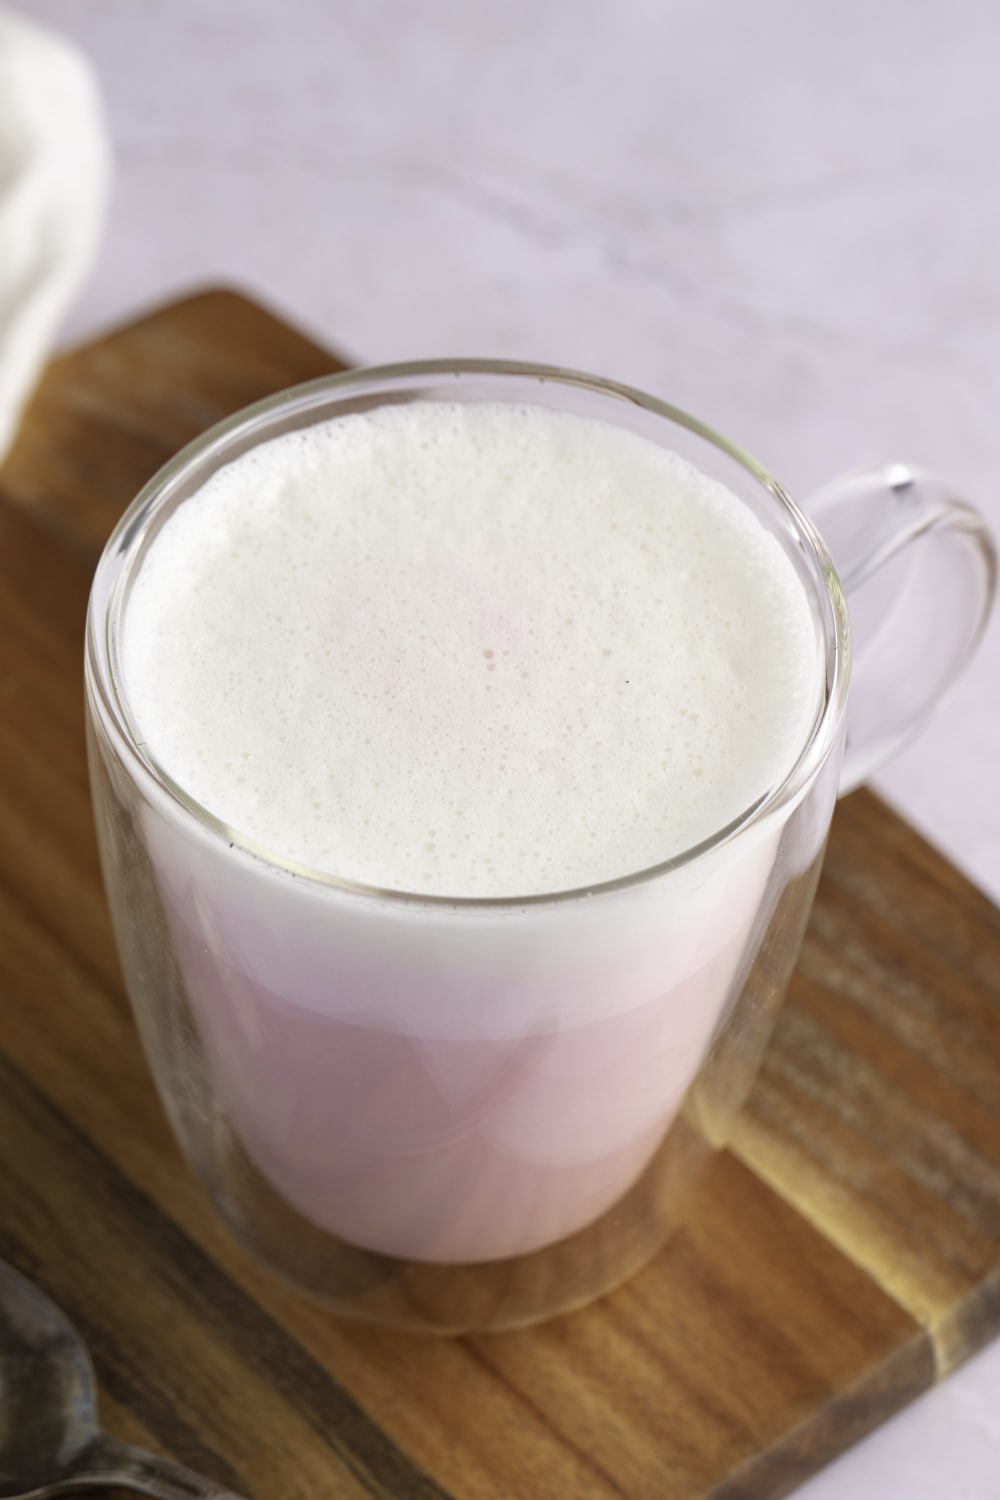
[84, 363, 995, 1333]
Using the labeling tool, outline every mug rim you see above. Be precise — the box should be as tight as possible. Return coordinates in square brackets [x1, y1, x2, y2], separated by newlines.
[84, 357, 852, 909]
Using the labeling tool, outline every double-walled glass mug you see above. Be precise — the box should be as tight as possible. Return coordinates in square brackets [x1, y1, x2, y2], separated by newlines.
[84, 363, 996, 1333]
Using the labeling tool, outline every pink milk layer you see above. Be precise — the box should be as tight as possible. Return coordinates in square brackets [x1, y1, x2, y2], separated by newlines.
[148, 802, 778, 1261]
[121, 402, 821, 1262]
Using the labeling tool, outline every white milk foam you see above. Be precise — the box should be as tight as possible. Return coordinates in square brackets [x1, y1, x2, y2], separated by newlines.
[122, 402, 821, 897]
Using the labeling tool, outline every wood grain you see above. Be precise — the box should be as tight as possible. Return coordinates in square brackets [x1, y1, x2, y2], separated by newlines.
[1, 289, 998, 1499]
[732, 792, 1000, 1376]
[0, 288, 343, 560]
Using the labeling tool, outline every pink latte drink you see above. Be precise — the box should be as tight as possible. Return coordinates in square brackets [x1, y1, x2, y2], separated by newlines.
[119, 401, 821, 1263]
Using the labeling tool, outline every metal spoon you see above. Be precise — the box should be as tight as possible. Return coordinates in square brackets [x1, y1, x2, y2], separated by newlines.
[0, 1259, 248, 1499]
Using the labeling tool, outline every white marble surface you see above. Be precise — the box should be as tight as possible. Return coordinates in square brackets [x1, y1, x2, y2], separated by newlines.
[20, 0, 1000, 1493]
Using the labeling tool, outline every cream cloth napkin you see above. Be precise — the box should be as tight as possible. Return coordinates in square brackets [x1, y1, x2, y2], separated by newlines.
[0, 7, 111, 463]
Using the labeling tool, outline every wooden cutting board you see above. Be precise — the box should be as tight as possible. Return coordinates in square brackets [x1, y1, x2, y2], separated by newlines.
[1, 289, 999, 1500]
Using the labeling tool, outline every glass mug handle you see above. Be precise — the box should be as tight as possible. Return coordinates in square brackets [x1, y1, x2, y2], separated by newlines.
[805, 463, 996, 794]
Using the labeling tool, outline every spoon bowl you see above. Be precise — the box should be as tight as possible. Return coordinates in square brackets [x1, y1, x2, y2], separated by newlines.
[0, 1261, 96, 1488]
[0, 1259, 246, 1500]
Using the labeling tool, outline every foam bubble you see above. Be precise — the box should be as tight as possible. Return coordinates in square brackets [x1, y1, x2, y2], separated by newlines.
[122, 401, 822, 895]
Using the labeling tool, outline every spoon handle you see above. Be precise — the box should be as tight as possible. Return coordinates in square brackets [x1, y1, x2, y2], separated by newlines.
[59, 1433, 250, 1500]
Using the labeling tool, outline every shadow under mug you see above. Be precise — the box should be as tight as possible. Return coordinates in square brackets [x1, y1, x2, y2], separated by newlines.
[84, 362, 996, 1333]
